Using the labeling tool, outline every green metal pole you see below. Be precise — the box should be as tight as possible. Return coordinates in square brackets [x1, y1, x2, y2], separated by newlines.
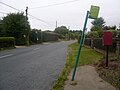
[72, 11, 89, 81]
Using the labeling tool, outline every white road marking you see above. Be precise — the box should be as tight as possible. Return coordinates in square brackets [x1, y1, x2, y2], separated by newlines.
[0, 54, 13, 59]
[33, 48, 40, 50]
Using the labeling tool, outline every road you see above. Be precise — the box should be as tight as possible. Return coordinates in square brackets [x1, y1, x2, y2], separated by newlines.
[0, 41, 75, 90]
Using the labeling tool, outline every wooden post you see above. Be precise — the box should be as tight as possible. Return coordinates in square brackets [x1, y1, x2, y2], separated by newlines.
[116, 39, 120, 59]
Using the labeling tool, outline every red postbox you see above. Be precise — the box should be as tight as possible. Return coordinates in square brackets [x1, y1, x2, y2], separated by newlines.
[102, 31, 112, 46]
[102, 31, 112, 67]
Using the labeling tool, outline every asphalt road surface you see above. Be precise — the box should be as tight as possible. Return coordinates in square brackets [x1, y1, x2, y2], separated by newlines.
[0, 41, 75, 90]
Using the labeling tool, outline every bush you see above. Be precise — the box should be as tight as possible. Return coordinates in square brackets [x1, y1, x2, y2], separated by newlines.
[84, 38, 91, 46]
[84, 38, 117, 53]
[0, 37, 15, 49]
[86, 31, 99, 38]
[93, 38, 116, 53]
[77, 35, 81, 43]
[57, 34, 65, 39]
[15, 37, 26, 45]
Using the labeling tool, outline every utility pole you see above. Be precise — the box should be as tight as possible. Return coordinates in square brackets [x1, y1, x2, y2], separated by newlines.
[119, 24, 120, 30]
[56, 21, 57, 28]
[68, 26, 70, 40]
[40, 29, 42, 43]
[25, 6, 29, 46]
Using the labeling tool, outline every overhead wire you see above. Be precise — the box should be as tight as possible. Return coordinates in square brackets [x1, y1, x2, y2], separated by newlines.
[0, 1, 54, 26]
[29, 0, 79, 9]
[0, 1, 22, 12]
[0, 11, 9, 14]
[28, 14, 54, 26]
[0, 0, 80, 27]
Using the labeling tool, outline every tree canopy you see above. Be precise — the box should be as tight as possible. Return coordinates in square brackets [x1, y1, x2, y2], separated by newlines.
[88, 17, 105, 38]
[0, 19, 3, 36]
[1, 12, 30, 45]
[91, 17, 105, 27]
[90, 17, 105, 32]
[103, 25, 116, 30]
[54, 26, 69, 36]
[91, 25, 102, 31]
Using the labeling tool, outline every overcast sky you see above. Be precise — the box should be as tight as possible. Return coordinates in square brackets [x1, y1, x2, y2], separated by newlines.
[0, 0, 120, 31]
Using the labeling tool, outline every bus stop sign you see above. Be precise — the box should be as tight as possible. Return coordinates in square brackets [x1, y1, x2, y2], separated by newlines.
[89, 5, 100, 19]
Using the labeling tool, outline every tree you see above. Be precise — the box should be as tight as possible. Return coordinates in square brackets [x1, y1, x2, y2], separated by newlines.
[69, 30, 82, 39]
[2, 12, 30, 45]
[86, 31, 99, 38]
[91, 17, 105, 27]
[90, 17, 105, 32]
[54, 26, 68, 36]
[0, 19, 3, 36]
[91, 25, 102, 31]
[103, 25, 116, 30]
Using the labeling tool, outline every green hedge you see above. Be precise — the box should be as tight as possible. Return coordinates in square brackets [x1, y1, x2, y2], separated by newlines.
[30, 31, 58, 44]
[84, 38, 117, 53]
[42, 32, 58, 42]
[93, 38, 117, 53]
[84, 38, 91, 46]
[0, 37, 15, 49]
[15, 37, 26, 45]
[30, 30, 42, 44]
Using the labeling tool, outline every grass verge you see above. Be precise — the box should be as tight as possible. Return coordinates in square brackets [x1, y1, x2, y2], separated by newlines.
[52, 42, 103, 90]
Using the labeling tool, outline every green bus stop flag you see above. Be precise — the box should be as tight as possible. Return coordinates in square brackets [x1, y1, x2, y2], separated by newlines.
[89, 5, 100, 19]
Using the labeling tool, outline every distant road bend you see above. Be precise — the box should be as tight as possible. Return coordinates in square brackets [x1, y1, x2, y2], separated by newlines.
[0, 41, 75, 90]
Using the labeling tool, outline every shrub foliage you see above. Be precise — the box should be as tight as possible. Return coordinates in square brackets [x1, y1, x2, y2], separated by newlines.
[0, 37, 15, 49]
[42, 32, 58, 42]
[84, 38, 117, 53]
